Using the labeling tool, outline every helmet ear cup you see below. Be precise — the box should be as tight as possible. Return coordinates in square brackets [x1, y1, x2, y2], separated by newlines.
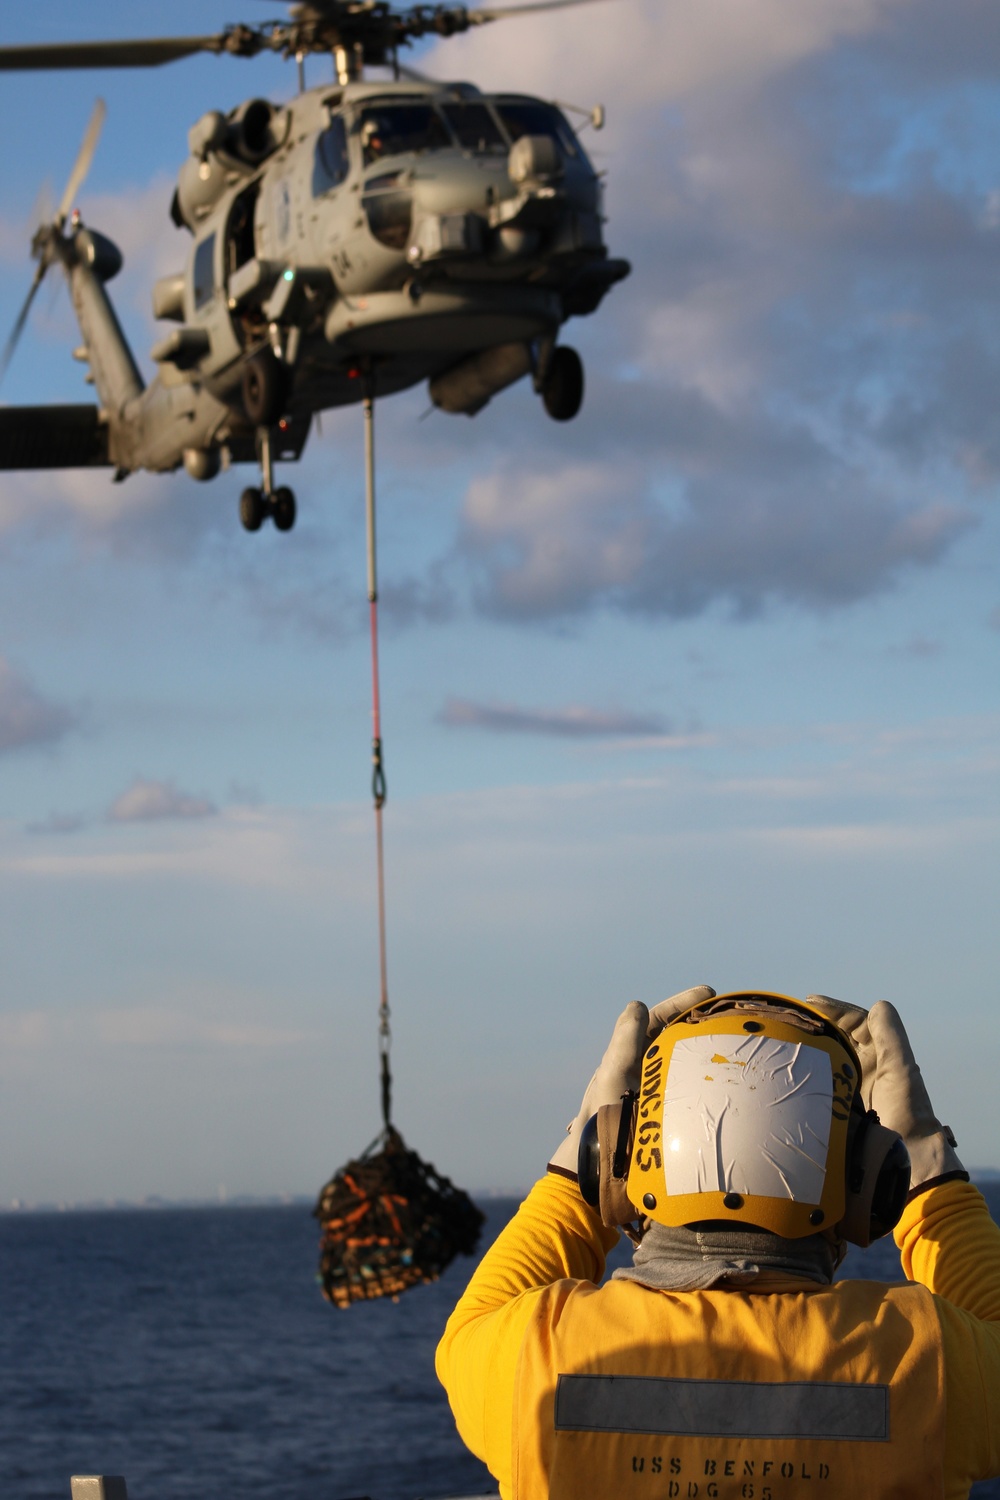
[868, 1135, 911, 1242]
[578, 1111, 602, 1209]
[840, 1106, 911, 1248]
[577, 1094, 639, 1226]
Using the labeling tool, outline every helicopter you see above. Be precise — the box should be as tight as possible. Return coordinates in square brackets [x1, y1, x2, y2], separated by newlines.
[0, 0, 630, 533]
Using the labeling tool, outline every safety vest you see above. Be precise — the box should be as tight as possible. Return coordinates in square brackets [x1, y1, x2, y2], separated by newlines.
[512, 1277, 944, 1500]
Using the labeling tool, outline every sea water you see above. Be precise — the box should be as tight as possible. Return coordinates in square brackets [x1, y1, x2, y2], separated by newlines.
[2, 1188, 999, 1500]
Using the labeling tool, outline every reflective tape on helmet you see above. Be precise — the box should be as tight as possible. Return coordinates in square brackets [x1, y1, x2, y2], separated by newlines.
[661, 1033, 833, 1203]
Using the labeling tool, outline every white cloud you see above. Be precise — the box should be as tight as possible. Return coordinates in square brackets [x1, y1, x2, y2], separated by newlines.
[750, 819, 992, 855]
[0, 804, 371, 894]
[455, 457, 970, 619]
[423, 0, 999, 623]
[3, 709, 991, 889]
[0, 1001, 312, 1071]
[0, 1011, 53, 1050]
[439, 696, 666, 737]
[425, 0, 907, 109]
[25, 811, 86, 835]
[0, 467, 165, 539]
[107, 777, 216, 823]
[0, 656, 75, 752]
[458, 462, 652, 616]
[887, 634, 944, 658]
[95, 1007, 311, 1050]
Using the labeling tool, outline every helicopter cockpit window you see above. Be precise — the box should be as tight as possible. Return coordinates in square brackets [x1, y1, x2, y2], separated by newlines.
[193, 233, 216, 310]
[359, 104, 450, 166]
[313, 116, 350, 195]
[494, 100, 586, 163]
[440, 102, 506, 154]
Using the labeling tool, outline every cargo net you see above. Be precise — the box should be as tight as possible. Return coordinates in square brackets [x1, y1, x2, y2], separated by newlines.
[314, 1126, 485, 1307]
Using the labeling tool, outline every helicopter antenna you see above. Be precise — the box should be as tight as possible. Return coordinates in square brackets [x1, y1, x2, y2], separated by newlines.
[552, 99, 606, 131]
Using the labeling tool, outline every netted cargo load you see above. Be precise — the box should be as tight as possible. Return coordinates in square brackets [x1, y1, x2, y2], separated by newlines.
[314, 1126, 485, 1307]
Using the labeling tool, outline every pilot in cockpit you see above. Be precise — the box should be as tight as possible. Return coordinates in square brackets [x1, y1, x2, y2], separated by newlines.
[361, 118, 386, 165]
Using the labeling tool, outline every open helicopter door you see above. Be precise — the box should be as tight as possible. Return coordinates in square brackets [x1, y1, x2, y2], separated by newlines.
[226, 182, 260, 285]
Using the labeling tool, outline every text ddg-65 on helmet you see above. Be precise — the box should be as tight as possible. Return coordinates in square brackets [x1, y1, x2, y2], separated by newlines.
[578, 992, 911, 1248]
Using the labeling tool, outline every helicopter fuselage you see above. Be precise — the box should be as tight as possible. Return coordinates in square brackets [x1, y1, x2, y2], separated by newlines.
[2, 70, 629, 524]
[147, 77, 625, 449]
[0, 2, 633, 528]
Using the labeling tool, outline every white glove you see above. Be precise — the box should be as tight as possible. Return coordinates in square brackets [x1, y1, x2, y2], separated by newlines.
[549, 986, 715, 1176]
[646, 984, 717, 1041]
[867, 1000, 967, 1195]
[806, 993, 876, 1103]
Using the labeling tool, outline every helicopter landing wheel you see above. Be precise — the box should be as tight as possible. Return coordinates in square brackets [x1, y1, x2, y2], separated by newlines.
[240, 485, 266, 532]
[541, 345, 584, 422]
[273, 486, 296, 532]
[243, 348, 289, 427]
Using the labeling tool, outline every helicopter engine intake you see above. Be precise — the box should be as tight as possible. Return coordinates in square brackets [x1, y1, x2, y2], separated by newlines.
[229, 99, 284, 164]
[174, 100, 286, 230]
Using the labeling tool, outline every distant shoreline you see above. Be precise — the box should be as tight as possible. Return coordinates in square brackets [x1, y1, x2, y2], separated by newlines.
[0, 1187, 526, 1215]
[1, 1179, 996, 1214]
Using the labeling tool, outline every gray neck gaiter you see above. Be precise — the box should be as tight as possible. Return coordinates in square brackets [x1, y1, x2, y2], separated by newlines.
[612, 1221, 836, 1292]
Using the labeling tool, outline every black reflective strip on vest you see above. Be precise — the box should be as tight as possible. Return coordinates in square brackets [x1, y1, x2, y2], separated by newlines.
[554, 1375, 889, 1441]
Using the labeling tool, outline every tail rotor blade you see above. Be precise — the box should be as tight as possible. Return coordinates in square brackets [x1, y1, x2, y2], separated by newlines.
[32, 177, 55, 231]
[0, 264, 46, 387]
[1, 98, 105, 386]
[57, 97, 106, 228]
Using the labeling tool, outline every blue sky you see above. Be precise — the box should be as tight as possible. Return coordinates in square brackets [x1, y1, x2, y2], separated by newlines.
[0, 0, 998, 1204]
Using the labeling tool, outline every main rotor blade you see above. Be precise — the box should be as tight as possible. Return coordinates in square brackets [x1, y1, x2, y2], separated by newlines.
[0, 35, 233, 71]
[467, 0, 613, 22]
[0, 264, 46, 388]
[397, 60, 436, 83]
[57, 98, 106, 228]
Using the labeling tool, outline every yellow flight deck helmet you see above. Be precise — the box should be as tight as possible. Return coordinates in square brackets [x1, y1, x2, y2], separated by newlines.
[578, 991, 911, 1248]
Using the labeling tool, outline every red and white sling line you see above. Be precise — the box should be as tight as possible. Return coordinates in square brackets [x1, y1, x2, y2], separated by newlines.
[363, 389, 392, 1131]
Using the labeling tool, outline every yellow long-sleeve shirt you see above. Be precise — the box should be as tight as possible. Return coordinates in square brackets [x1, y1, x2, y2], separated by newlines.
[436, 1173, 1000, 1500]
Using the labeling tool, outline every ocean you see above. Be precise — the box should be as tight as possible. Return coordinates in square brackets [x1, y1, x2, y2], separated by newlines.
[3, 1188, 999, 1500]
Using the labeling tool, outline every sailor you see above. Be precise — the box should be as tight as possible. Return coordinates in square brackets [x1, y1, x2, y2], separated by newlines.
[436, 987, 1000, 1499]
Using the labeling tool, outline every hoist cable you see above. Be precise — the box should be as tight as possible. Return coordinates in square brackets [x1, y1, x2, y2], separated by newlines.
[364, 390, 391, 1127]
[312, 384, 484, 1308]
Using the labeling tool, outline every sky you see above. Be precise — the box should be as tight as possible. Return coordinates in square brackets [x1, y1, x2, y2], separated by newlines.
[0, 0, 998, 1205]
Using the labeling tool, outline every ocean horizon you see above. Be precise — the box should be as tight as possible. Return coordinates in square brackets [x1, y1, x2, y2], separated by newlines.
[5, 1167, 999, 1215]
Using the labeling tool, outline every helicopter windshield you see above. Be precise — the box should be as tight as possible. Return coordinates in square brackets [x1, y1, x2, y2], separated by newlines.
[440, 102, 506, 154]
[359, 103, 451, 166]
[494, 99, 586, 163]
